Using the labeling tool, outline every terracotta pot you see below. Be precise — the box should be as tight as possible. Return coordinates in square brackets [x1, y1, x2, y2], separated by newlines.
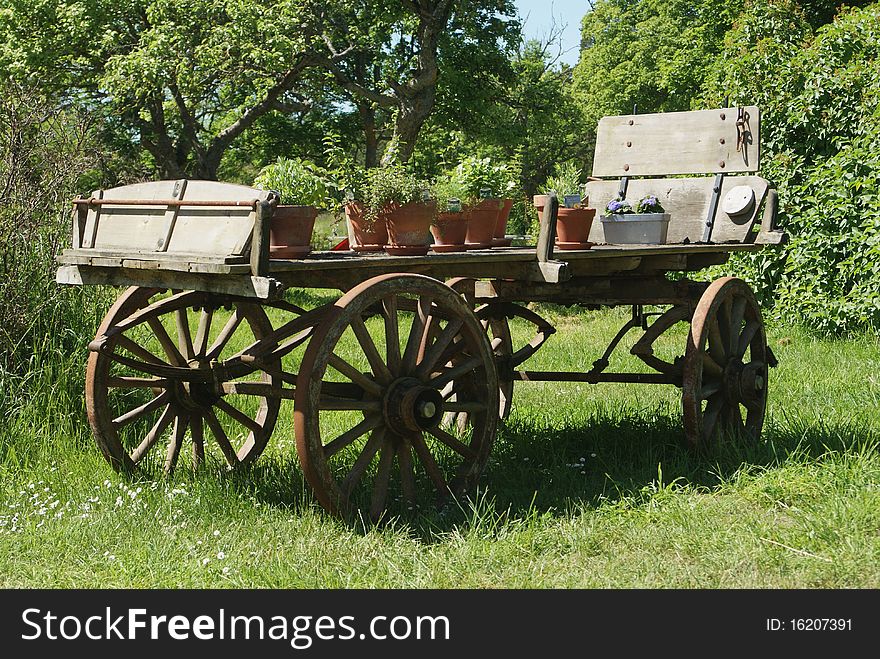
[430, 211, 468, 252]
[532, 194, 550, 213]
[493, 198, 514, 247]
[269, 205, 318, 258]
[555, 207, 596, 246]
[465, 198, 501, 249]
[345, 202, 387, 252]
[385, 200, 435, 256]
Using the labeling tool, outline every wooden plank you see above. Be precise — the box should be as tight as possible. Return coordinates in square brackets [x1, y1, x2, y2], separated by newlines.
[592, 106, 760, 177]
[56, 265, 282, 300]
[536, 193, 558, 262]
[58, 248, 248, 264]
[585, 176, 769, 244]
[78, 180, 273, 257]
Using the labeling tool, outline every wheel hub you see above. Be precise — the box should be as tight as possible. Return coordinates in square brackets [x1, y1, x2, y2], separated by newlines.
[171, 363, 224, 411]
[723, 359, 765, 406]
[383, 377, 443, 433]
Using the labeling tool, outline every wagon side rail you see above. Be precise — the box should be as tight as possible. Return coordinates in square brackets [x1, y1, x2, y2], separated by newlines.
[56, 179, 281, 298]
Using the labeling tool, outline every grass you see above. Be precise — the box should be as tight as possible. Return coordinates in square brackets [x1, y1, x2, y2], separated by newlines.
[0, 298, 878, 588]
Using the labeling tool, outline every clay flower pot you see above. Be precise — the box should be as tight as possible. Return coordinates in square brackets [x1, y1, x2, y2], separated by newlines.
[430, 211, 468, 252]
[385, 200, 436, 256]
[269, 205, 318, 258]
[493, 198, 514, 247]
[555, 207, 596, 250]
[345, 202, 387, 252]
[465, 198, 501, 249]
[532, 194, 549, 214]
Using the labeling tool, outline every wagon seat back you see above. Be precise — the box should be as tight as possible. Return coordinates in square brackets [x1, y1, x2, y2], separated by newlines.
[584, 106, 784, 246]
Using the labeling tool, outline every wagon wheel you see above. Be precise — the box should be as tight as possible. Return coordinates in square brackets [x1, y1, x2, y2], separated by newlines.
[86, 286, 281, 475]
[445, 278, 513, 426]
[682, 277, 768, 448]
[295, 274, 499, 520]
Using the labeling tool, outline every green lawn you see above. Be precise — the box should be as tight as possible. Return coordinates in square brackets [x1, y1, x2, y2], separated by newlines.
[0, 300, 878, 588]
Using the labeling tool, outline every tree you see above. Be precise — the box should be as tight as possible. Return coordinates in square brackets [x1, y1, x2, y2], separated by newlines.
[315, 0, 520, 166]
[0, 0, 329, 179]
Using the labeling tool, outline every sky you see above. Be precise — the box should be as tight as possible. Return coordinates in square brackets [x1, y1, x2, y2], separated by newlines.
[513, 0, 589, 67]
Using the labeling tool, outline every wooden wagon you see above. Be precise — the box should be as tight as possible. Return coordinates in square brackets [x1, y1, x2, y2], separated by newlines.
[56, 106, 786, 520]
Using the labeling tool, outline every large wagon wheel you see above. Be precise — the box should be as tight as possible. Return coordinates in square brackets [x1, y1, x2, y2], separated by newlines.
[682, 277, 768, 448]
[295, 274, 499, 520]
[86, 286, 281, 474]
[445, 277, 513, 425]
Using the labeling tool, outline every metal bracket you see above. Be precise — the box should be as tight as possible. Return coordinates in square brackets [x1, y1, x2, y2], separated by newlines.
[702, 173, 725, 243]
[618, 176, 629, 201]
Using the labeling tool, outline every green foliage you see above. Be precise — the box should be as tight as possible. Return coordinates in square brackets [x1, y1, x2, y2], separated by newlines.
[701, 1, 880, 333]
[353, 165, 430, 226]
[452, 156, 516, 202]
[0, 82, 113, 374]
[253, 158, 331, 208]
[541, 161, 584, 197]
[636, 195, 665, 213]
[431, 171, 469, 213]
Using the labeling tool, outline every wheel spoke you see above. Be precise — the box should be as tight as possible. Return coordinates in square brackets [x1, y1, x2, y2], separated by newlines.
[428, 355, 483, 390]
[191, 414, 204, 469]
[701, 352, 723, 377]
[410, 432, 449, 494]
[205, 309, 244, 361]
[323, 414, 384, 459]
[701, 396, 724, 442]
[401, 296, 433, 375]
[398, 442, 416, 506]
[107, 376, 170, 389]
[130, 403, 176, 465]
[718, 297, 732, 354]
[369, 437, 395, 520]
[115, 334, 168, 367]
[164, 414, 187, 475]
[707, 317, 726, 364]
[737, 320, 760, 359]
[341, 427, 384, 497]
[427, 426, 477, 460]
[176, 309, 195, 361]
[414, 317, 464, 380]
[699, 379, 723, 401]
[317, 397, 382, 412]
[193, 307, 214, 358]
[203, 407, 240, 467]
[111, 390, 169, 428]
[383, 296, 402, 376]
[147, 317, 186, 366]
[442, 400, 487, 414]
[730, 297, 746, 352]
[728, 404, 746, 436]
[327, 353, 383, 397]
[215, 398, 262, 435]
[350, 314, 393, 384]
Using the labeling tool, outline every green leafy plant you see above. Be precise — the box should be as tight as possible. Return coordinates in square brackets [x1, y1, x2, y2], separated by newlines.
[453, 156, 509, 203]
[542, 161, 584, 198]
[636, 195, 666, 213]
[356, 164, 430, 226]
[254, 158, 331, 208]
[605, 197, 634, 214]
[431, 171, 468, 217]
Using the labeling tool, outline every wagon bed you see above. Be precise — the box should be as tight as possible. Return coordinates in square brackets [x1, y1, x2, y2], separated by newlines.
[56, 105, 787, 521]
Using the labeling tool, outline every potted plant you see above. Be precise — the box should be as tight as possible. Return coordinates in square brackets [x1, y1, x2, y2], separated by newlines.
[429, 173, 469, 252]
[254, 157, 329, 258]
[538, 162, 596, 249]
[355, 164, 434, 256]
[453, 156, 504, 249]
[600, 194, 671, 244]
[493, 158, 520, 247]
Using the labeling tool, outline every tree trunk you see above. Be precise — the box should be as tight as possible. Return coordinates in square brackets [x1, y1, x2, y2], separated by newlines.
[359, 103, 380, 168]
